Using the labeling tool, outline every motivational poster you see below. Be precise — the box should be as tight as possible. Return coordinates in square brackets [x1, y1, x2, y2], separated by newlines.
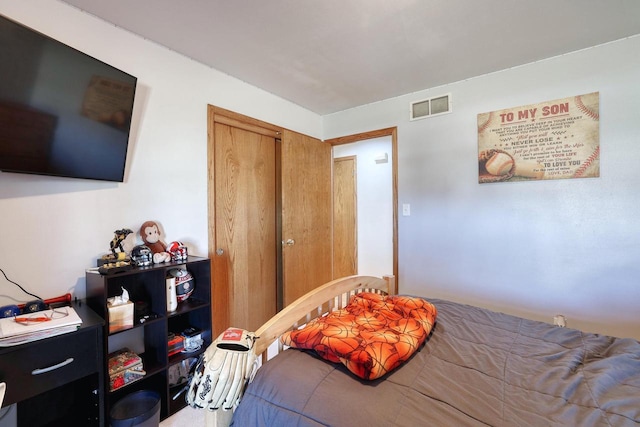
[477, 92, 599, 183]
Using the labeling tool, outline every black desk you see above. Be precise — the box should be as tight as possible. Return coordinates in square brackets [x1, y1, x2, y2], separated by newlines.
[0, 303, 104, 426]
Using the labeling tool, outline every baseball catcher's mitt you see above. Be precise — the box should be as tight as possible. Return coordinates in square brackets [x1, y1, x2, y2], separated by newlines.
[478, 149, 515, 183]
[186, 328, 257, 411]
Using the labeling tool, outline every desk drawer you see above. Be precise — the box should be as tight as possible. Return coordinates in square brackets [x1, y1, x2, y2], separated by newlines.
[0, 328, 98, 405]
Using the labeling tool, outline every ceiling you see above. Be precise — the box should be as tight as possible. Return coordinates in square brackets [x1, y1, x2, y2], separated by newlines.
[59, 0, 640, 115]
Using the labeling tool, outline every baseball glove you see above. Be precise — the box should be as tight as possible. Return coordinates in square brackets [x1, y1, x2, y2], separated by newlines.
[478, 149, 515, 183]
[186, 328, 257, 411]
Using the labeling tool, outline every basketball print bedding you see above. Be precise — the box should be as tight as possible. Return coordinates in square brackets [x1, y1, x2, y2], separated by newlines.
[281, 293, 437, 380]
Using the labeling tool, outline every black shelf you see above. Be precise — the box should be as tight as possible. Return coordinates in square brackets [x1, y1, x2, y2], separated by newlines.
[86, 256, 211, 424]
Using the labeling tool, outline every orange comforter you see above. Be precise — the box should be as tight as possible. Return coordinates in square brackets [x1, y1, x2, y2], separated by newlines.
[281, 293, 437, 380]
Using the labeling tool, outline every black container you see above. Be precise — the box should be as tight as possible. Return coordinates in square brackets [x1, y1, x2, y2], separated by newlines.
[110, 390, 160, 427]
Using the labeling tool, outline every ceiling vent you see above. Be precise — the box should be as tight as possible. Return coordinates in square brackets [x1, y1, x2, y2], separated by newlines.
[410, 93, 451, 121]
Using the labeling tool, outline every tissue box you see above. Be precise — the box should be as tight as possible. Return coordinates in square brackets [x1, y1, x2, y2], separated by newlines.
[108, 300, 134, 333]
[108, 348, 145, 391]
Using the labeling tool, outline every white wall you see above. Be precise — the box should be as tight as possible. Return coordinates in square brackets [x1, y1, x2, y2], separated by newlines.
[333, 136, 393, 277]
[0, 0, 321, 306]
[324, 36, 640, 340]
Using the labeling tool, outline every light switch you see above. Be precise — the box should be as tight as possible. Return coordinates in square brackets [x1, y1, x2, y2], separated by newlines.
[402, 204, 410, 216]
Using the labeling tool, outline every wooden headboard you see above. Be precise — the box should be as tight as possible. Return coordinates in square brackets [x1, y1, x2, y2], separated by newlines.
[253, 275, 395, 358]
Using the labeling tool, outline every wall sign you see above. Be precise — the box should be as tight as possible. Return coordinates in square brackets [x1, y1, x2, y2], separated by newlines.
[477, 92, 599, 183]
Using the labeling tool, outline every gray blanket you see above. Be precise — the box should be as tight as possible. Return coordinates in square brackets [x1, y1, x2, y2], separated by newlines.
[232, 298, 640, 426]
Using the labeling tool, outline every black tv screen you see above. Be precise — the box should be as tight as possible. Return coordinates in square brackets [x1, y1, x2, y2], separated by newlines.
[0, 14, 137, 182]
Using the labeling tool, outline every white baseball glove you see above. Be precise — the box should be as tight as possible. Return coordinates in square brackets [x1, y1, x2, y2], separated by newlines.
[186, 328, 257, 411]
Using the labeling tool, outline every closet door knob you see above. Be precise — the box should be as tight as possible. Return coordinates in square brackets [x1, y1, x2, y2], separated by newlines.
[216, 248, 224, 256]
[284, 239, 295, 247]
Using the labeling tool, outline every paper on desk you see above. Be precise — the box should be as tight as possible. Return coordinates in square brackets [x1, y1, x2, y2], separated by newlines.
[0, 306, 82, 346]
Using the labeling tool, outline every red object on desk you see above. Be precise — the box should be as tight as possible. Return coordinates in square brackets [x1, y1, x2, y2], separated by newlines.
[16, 293, 72, 312]
[14, 316, 51, 323]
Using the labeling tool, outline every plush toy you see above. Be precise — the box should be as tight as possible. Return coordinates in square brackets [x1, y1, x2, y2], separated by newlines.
[140, 220, 171, 263]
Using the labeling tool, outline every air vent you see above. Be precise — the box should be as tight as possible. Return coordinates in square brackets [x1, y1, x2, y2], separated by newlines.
[410, 93, 451, 120]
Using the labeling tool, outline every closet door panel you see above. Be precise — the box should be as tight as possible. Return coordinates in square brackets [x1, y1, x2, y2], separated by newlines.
[212, 123, 277, 334]
[281, 130, 332, 306]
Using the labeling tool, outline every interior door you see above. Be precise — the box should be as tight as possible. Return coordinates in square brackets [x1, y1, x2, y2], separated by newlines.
[333, 156, 357, 278]
[210, 120, 277, 335]
[281, 129, 333, 306]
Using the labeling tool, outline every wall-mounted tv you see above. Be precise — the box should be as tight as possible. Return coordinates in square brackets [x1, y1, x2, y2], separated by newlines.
[0, 14, 137, 182]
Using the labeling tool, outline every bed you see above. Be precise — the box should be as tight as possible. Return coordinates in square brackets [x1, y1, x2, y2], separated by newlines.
[227, 275, 640, 426]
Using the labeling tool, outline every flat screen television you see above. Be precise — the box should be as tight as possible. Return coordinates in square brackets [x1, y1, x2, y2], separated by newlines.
[0, 14, 137, 182]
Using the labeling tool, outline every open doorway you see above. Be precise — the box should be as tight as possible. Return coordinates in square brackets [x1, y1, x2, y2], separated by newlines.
[327, 128, 398, 285]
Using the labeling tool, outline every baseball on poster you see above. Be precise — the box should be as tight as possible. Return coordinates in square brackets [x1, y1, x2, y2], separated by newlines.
[477, 92, 599, 183]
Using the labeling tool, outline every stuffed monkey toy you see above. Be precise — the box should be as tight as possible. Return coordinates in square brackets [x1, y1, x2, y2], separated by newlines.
[140, 220, 171, 263]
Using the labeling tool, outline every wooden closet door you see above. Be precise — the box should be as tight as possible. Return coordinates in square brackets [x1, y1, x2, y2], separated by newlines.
[281, 130, 332, 306]
[211, 122, 277, 335]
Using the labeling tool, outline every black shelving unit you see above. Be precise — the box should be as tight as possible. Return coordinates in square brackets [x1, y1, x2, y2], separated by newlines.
[86, 256, 211, 423]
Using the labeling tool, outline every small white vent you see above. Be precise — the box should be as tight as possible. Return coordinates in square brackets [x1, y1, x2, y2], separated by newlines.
[410, 93, 451, 120]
